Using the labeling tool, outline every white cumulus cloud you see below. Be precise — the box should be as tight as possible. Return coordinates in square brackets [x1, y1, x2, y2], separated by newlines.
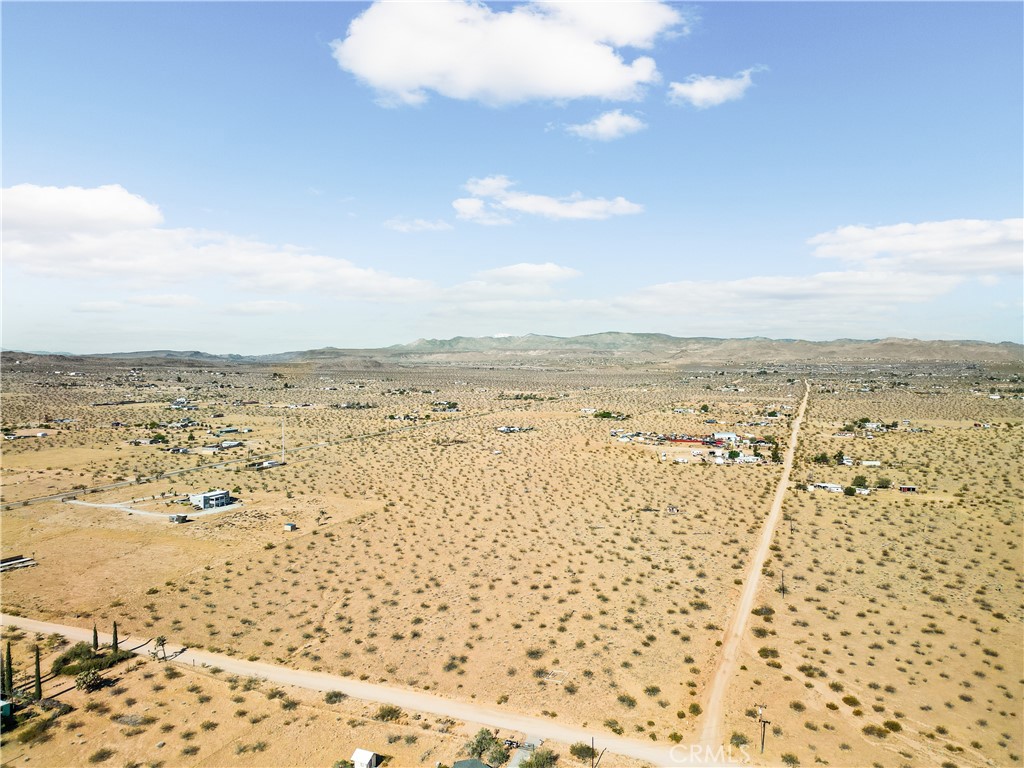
[331, 0, 685, 106]
[225, 300, 303, 315]
[383, 217, 454, 233]
[2, 184, 433, 301]
[3, 183, 162, 233]
[808, 218, 1024, 275]
[566, 109, 647, 141]
[668, 67, 762, 109]
[129, 294, 200, 308]
[477, 262, 581, 284]
[450, 261, 582, 299]
[454, 175, 643, 224]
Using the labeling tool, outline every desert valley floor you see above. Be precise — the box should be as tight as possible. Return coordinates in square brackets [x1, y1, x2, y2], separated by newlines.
[0, 353, 1021, 768]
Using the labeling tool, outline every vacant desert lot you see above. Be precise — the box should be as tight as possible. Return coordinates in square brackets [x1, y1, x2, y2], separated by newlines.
[2, 358, 1021, 767]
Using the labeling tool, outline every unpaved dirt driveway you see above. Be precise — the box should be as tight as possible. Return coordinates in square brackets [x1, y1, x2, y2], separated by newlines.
[698, 382, 809, 749]
[1, 614, 739, 766]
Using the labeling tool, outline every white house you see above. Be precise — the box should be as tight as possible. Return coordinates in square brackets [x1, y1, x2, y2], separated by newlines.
[712, 432, 739, 443]
[351, 749, 382, 768]
[188, 490, 230, 509]
[811, 482, 844, 493]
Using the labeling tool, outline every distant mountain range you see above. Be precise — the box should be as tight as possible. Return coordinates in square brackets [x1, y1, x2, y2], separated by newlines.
[5, 333, 1022, 367]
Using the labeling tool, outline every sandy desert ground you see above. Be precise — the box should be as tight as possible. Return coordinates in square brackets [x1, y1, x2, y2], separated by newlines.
[1, 356, 1021, 767]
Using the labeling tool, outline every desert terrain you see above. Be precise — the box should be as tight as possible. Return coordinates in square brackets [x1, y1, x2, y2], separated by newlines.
[1, 340, 1021, 767]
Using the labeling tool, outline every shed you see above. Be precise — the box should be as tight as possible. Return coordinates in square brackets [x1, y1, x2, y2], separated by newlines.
[283, 523, 297, 532]
[898, 485, 918, 493]
[169, 514, 189, 524]
[1, 698, 12, 718]
[453, 760, 493, 768]
[351, 748, 382, 768]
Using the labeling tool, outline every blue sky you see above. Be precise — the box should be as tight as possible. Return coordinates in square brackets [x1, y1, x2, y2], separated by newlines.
[3, 1, 1022, 354]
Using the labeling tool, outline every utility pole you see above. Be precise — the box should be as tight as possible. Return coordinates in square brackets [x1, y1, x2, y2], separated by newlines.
[756, 704, 770, 754]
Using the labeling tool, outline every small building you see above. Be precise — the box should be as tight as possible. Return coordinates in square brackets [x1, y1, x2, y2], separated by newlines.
[861, 460, 881, 467]
[1, 698, 12, 718]
[189, 490, 231, 509]
[898, 485, 918, 493]
[169, 514, 189, 524]
[811, 482, 844, 493]
[855, 487, 871, 495]
[712, 432, 738, 443]
[283, 522, 297, 532]
[351, 749, 383, 768]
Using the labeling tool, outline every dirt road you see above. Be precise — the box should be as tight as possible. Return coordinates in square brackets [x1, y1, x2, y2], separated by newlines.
[0, 614, 742, 767]
[697, 382, 810, 750]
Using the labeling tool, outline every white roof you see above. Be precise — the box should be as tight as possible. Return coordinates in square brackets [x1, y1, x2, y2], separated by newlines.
[352, 748, 378, 761]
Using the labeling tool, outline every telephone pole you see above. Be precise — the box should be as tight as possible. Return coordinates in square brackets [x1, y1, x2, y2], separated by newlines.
[756, 704, 771, 754]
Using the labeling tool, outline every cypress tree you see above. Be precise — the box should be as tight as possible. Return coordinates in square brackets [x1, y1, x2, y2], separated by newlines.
[92, 624, 98, 651]
[0, 652, 6, 697]
[4, 642, 12, 697]
[112, 621, 119, 653]
[33, 646, 41, 701]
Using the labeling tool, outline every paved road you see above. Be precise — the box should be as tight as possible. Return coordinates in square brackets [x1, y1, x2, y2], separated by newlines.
[0, 614, 742, 767]
[698, 382, 810, 750]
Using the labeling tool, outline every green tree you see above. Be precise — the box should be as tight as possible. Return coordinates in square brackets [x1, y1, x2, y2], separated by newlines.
[487, 743, 510, 766]
[465, 728, 500, 759]
[33, 645, 42, 700]
[521, 748, 558, 768]
[92, 624, 99, 651]
[771, 446, 782, 463]
[843, 486, 856, 496]
[699, 404, 710, 413]
[834, 450, 846, 464]
[570, 742, 597, 761]
[852, 475, 868, 488]
[876, 476, 892, 489]
[75, 669, 105, 692]
[111, 622, 119, 653]
[728, 450, 741, 460]
[812, 453, 830, 464]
